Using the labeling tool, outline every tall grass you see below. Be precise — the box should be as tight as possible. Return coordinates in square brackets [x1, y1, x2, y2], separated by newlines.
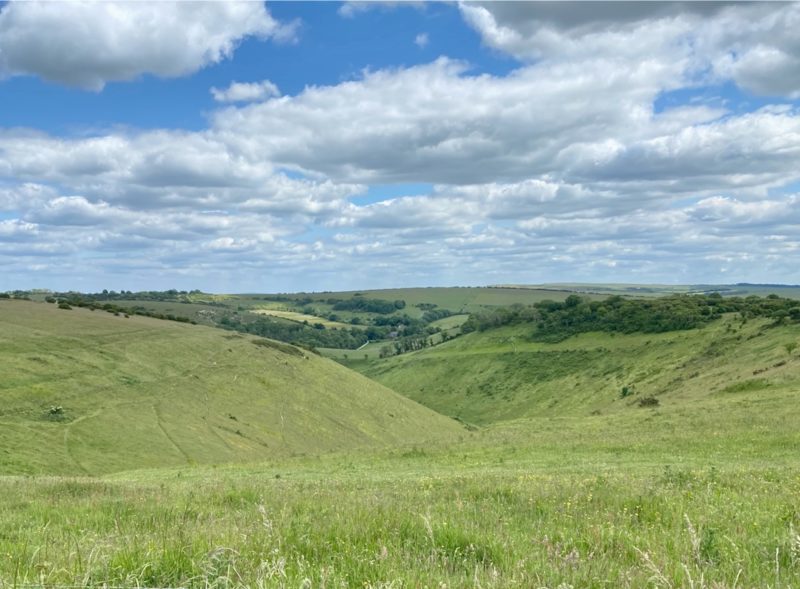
[2, 437, 799, 587]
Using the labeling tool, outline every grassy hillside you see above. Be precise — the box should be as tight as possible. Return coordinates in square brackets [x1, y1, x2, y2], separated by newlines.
[0, 300, 462, 475]
[361, 312, 800, 425]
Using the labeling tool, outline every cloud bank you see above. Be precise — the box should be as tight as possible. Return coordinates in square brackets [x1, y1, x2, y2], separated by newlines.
[0, 2, 799, 290]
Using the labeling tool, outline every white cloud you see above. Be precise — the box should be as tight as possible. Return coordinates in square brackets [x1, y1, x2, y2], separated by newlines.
[0, 219, 38, 241]
[3, 3, 800, 289]
[0, 1, 294, 90]
[460, 1, 800, 99]
[338, 2, 424, 19]
[414, 33, 429, 48]
[211, 80, 281, 103]
[212, 57, 684, 185]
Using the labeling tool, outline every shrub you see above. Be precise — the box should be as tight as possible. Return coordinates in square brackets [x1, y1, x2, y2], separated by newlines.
[638, 396, 660, 407]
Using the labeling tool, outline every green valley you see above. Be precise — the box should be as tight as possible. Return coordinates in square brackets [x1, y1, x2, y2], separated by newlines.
[1, 290, 800, 588]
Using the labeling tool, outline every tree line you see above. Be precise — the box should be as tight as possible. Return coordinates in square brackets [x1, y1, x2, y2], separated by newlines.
[462, 293, 800, 342]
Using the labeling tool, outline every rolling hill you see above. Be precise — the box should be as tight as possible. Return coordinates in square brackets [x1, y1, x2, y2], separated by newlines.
[0, 300, 462, 475]
[361, 307, 800, 425]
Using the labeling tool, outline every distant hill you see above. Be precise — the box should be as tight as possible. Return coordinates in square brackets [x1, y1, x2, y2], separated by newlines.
[361, 302, 800, 425]
[0, 300, 462, 475]
[499, 283, 800, 299]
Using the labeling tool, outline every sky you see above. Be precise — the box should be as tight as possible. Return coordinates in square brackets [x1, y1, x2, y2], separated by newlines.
[1, 1, 799, 293]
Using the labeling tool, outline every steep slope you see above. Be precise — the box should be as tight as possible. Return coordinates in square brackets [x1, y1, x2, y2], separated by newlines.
[0, 300, 462, 475]
[361, 313, 800, 425]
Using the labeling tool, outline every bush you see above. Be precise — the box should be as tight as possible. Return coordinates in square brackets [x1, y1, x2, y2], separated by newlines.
[638, 396, 660, 407]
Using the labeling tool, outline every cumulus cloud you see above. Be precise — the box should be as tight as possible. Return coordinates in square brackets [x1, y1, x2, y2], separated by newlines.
[211, 80, 281, 103]
[414, 33, 429, 48]
[460, 1, 800, 98]
[0, 1, 294, 90]
[212, 57, 686, 184]
[2, 3, 800, 289]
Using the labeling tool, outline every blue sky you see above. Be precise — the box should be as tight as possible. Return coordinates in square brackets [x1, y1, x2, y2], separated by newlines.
[1, 1, 799, 292]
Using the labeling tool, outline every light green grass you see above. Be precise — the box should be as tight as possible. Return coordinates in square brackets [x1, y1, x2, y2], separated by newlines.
[244, 287, 597, 317]
[251, 308, 357, 329]
[2, 395, 799, 587]
[429, 314, 470, 330]
[319, 340, 386, 361]
[361, 314, 800, 425]
[0, 300, 461, 475]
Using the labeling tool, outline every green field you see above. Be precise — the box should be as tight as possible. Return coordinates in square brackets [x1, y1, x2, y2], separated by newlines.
[507, 283, 800, 299]
[318, 340, 386, 361]
[251, 308, 357, 330]
[2, 294, 800, 587]
[271, 286, 600, 316]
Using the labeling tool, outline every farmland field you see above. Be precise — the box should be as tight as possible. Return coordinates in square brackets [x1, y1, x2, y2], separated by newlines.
[251, 308, 358, 329]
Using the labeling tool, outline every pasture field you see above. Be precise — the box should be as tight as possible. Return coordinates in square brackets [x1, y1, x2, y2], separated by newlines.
[251, 309, 358, 330]
[318, 341, 386, 361]
[258, 287, 595, 316]
[429, 314, 470, 331]
[104, 299, 228, 326]
[2, 394, 799, 588]
[507, 283, 800, 300]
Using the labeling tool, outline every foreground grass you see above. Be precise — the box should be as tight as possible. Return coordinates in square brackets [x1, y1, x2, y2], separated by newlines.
[5, 467, 800, 588]
[3, 394, 799, 588]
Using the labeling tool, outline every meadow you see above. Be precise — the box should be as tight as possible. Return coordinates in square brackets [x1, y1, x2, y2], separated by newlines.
[2, 291, 800, 588]
[2, 396, 799, 588]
